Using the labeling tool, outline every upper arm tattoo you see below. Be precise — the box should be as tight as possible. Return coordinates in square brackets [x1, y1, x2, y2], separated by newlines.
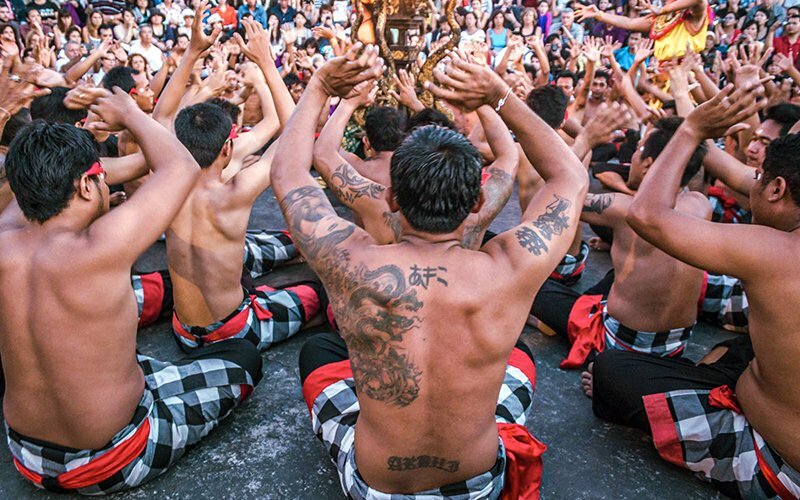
[330, 162, 386, 204]
[583, 193, 614, 214]
[515, 194, 573, 256]
[460, 166, 514, 249]
[280, 185, 423, 408]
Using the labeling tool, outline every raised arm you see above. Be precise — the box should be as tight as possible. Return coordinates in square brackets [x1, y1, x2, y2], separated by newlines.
[571, 101, 634, 160]
[152, 0, 221, 128]
[64, 40, 110, 85]
[575, 4, 653, 32]
[235, 19, 295, 130]
[627, 84, 772, 280]
[312, 82, 398, 243]
[231, 62, 279, 162]
[271, 44, 385, 274]
[702, 143, 757, 196]
[580, 192, 631, 227]
[85, 89, 199, 266]
[427, 55, 588, 289]
[461, 105, 519, 249]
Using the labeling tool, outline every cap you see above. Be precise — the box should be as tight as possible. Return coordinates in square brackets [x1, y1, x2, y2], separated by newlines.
[182, 8, 195, 17]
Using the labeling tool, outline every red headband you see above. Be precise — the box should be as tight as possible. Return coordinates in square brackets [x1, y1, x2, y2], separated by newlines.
[229, 124, 238, 139]
[85, 161, 106, 177]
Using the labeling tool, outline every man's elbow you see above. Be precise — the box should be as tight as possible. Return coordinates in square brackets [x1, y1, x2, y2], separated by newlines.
[626, 199, 657, 233]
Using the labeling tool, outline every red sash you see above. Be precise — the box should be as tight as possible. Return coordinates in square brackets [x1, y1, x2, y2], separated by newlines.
[13, 419, 151, 490]
[498, 423, 546, 500]
[173, 296, 272, 345]
[137, 272, 165, 328]
[708, 186, 745, 223]
[561, 295, 606, 369]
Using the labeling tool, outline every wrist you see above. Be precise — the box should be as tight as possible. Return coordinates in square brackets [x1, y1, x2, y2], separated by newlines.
[678, 120, 706, 142]
[488, 81, 512, 109]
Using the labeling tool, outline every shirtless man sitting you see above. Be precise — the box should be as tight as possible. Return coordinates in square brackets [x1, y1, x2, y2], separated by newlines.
[313, 78, 518, 249]
[277, 45, 587, 498]
[587, 83, 800, 499]
[165, 19, 322, 352]
[0, 90, 262, 494]
[531, 116, 711, 369]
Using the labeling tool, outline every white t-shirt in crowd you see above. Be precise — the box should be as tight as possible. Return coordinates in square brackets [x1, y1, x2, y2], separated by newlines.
[129, 41, 164, 71]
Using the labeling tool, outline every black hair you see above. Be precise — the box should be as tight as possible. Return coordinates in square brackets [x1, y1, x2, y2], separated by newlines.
[283, 73, 303, 87]
[406, 108, 457, 132]
[176, 32, 190, 41]
[641, 117, 707, 186]
[554, 70, 577, 86]
[545, 33, 560, 45]
[761, 133, 800, 205]
[390, 126, 482, 233]
[6, 121, 99, 223]
[365, 107, 406, 152]
[102, 67, 139, 93]
[206, 97, 241, 125]
[0, 109, 31, 147]
[30, 87, 88, 124]
[304, 38, 318, 51]
[99, 23, 114, 34]
[525, 85, 568, 129]
[764, 103, 800, 136]
[593, 70, 611, 84]
[174, 103, 233, 168]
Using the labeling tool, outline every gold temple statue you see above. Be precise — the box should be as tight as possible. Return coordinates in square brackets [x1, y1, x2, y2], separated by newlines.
[351, 0, 460, 109]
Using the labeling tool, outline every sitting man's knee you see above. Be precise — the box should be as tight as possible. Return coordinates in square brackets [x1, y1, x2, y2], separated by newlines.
[299, 332, 348, 384]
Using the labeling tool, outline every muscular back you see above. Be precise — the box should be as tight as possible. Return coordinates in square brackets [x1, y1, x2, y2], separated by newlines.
[167, 180, 253, 326]
[0, 215, 144, 450]
[284, 189, 545, 493]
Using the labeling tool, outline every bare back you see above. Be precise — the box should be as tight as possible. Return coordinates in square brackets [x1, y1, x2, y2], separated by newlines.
[167, 178, 252, 326]
[734, 232, 800, 470]
[324, 239, 535, 492]
[0, 219, 143, 450]
[606, 192, 708, 331]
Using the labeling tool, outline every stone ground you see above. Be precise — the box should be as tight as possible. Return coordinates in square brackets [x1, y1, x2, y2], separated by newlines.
[0, 182, 733, 499]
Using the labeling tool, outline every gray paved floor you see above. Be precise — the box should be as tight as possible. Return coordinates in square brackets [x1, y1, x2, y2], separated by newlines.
[0, 185, 730, 499]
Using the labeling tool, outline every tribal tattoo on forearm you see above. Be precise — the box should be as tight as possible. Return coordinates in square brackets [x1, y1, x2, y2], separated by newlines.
[583, 193, 614, 214]
[330, 162, 386, 204]
[516, 194, 572, 256]
[281, 186, 423, 407]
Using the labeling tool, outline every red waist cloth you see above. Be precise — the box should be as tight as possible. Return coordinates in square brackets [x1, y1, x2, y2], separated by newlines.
[562, 294, 606, 369]
[708, 185, 746, 223]
[173, 295, 273, 344]
[709, 386, 797, 500]
[13, 419, 150, 491]
[499, 422, 546, 500]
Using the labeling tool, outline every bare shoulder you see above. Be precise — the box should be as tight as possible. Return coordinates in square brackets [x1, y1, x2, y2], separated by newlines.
[677, 190, 713, 219]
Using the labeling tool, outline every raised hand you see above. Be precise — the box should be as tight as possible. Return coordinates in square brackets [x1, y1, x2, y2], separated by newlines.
[773, 52, 793, 73]
[425, 50, 509, 112]
[233, 18, 273, 65]
[314, 43, 385, 98]
[346, 80, 378, 108]
[581, 102, 634, 147]
[388, 68, 424, 111]
[0, 68, 50, 116]
[684, 82, 767, 140]
[87, 87, 144, 132]
[575, 4, 599, 21]
[240, 61, 265, 87]
[582, 37, 602, 63]
[64, 84, 111, 110]
[190, 0, 222, 54]
[633, 38, 654, 64]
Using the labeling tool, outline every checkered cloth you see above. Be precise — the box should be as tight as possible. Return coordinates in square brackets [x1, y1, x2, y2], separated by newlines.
[550, 241, 590, 286]
[131, 271, 172, 328]
[6, 351, 258, 494]
[242, 230, 297, 280]
[699, 273, 749, 333]
[302, 349, 537, 499]
[643, 386, 800, 498]
[603, 305, 692, 357]
[173, 285, 309, 351]
[708, 189, 752, 225]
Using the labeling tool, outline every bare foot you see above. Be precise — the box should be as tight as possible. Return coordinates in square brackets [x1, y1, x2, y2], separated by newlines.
[588, 237, 611, 252]
[580, 362, 594, 399]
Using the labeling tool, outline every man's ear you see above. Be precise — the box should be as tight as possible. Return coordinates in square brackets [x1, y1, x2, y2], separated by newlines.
[386, 186, 399, 212]
[77, 175, 94, 201]
[471, 190, 485, 214]
[768, 176, 788, 202]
